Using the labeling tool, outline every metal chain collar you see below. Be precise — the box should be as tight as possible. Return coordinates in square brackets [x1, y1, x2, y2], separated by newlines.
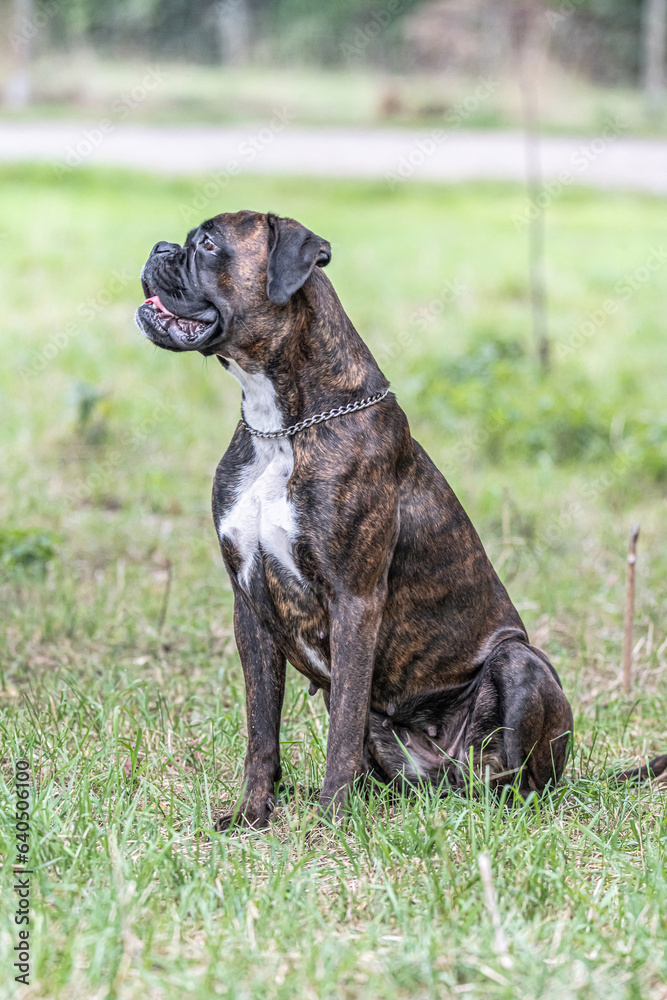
[241, 387, 390, 440]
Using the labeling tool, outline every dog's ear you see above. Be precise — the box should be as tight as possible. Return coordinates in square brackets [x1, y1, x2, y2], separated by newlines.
[266, 214, 331, 305]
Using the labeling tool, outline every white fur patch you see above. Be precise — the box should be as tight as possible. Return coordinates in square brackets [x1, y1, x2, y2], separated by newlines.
[402, 747, 430, 779]
[297, 638, 330, 679]
[443, 717, 467, 760]
[217, 358, 303, 589]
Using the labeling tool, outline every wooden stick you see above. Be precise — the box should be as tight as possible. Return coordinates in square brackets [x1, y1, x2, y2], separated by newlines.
[157, 558, 173, 635]
[623, 524, 640, 692]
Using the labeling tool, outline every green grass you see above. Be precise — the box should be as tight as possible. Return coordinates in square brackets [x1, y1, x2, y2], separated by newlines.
[1, 166, 666, 1000]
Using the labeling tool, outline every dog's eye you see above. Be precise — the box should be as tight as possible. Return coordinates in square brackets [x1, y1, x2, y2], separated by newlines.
[200, 239, 218, 253]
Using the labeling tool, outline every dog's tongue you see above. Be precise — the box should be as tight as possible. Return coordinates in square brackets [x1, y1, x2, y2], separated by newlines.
[144, 294, 174, 316]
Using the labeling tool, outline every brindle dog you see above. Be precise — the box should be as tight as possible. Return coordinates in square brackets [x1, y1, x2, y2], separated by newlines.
[136, 211, 665, 830]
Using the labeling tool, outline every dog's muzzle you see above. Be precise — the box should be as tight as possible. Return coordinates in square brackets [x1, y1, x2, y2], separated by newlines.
[135, 242, 220, 352]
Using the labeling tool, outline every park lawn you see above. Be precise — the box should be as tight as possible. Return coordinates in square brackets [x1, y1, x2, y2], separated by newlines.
[0, 166, 666, 1000]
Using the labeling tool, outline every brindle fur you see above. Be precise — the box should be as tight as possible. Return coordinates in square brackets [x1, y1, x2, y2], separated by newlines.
[135, 210, 661, 833]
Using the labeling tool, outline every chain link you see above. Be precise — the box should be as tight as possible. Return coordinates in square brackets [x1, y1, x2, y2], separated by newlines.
[240, 388, 390, 439]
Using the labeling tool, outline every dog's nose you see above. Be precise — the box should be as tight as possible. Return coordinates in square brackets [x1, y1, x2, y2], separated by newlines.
[151, 241, 179, 256]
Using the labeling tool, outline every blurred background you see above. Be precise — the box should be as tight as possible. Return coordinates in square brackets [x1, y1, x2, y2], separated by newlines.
[2, 6, 667, 995]
[2, 0, 667, 130]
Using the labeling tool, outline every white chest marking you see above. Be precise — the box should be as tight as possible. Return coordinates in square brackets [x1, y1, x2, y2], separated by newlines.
[217, 359, 302, 589]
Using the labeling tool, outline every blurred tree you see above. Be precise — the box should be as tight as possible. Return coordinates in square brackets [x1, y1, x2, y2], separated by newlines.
[511, 0, 550, 371]
[3, 0, 33, 107]
[642, 0, 666, 110]
[214, 0, 251, 65]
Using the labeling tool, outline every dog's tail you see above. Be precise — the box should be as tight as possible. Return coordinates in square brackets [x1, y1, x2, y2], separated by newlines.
[609, 754, 667, 784]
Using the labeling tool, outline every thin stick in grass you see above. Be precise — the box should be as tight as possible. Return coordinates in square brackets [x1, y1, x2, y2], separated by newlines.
[623, 524, 640, 693]
[477, 851, 513, 970]
[157, 557, 173, 635]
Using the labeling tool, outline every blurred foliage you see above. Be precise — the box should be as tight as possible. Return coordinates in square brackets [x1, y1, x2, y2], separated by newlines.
[264, 0, 423, 67]
[44, 0, 422, 65]
[0, 528, 58, 572]
[552, 0, 645, 84]
[35, 0, 649, 81]
[412, 336, 667, 477]
[69, 380, 110, 443]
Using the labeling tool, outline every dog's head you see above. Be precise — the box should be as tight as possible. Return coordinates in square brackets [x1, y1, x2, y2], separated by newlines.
[135, 211, 331, 356]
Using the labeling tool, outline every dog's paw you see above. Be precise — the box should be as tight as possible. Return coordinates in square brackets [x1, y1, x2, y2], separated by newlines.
[213, 798, 274, 834]
[318, 769, 380, 818]
[317, 785, 348, 823]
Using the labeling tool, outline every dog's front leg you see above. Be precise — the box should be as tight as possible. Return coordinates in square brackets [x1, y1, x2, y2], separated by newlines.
[319, 591, 384, 817]
[216, 593, 286, 832]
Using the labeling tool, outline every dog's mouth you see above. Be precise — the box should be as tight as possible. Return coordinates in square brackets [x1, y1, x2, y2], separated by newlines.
[136, 293, 219, 352]
[144, 294, 214, 341]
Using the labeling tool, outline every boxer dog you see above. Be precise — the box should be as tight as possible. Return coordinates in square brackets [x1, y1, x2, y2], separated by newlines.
[135, 211, 664, 830]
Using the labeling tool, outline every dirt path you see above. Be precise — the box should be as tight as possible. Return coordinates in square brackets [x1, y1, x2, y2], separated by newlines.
[2, 122, 667, 192]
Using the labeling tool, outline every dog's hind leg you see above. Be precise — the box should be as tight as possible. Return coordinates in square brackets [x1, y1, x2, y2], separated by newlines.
[364, 640, 573, 796]
[466, 640, 573, 796]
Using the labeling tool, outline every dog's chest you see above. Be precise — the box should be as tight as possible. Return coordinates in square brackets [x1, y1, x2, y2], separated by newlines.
[218, 437, 301, 587]
[216, 361, 302, 589]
